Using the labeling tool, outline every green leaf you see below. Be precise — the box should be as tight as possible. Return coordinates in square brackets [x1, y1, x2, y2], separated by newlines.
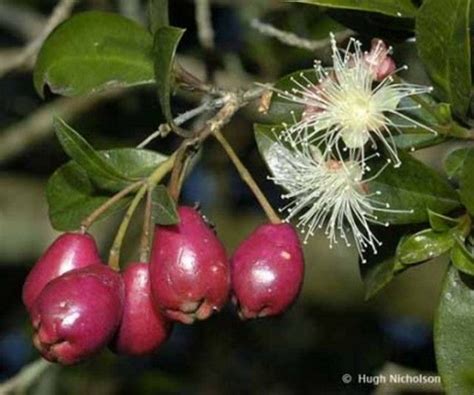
[100, 148, 168, 179]
[148, 0, 169, 33]
[416, 0, 472, 117]
[53, 117, 132, 190]
[151, 185, 179, 225]
[445, 148, 474, 215]
[445, 147, 471, 178]
[264, 69, 315, 125]
[397, 229, 454, 265]
[435, 265, 474, 394]
[153, 26, 185, 129]
[451, 233, 474, 276]
[34, 11, 154, 97]
[46, 162, 131, 231]
[47, 148, 168, 230]
[428, 209, 461, 232]
[367, 150, 460, 224]
[359, 226, 408, 300]
[286, 0, 418, 17]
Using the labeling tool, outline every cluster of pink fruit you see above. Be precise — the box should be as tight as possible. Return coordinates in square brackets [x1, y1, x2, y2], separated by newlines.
[23, 206, 304, 365]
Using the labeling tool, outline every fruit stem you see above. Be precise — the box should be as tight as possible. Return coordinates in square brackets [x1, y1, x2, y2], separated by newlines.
[213, 129, 281, 224]
[168, 140, 197, 201]
[108, 155, 176, 270]
[139, 187, 153, 263]
[80, 180, 144, 232]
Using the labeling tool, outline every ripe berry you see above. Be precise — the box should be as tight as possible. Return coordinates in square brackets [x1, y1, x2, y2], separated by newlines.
[30, 264, 124, 365]
[231, 223, 304, 319]
[22, 232, 102, 312]
[112, 262, 171, 356]
[150, 206, 230, 324]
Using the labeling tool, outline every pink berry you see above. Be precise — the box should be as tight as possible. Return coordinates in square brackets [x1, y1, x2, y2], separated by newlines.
[231, 223, 304, 319]
[150, 206, 230, 324]
[112, 262, 172, 356]
[22, 232, 102, 312]
[30, 264, 124, 365]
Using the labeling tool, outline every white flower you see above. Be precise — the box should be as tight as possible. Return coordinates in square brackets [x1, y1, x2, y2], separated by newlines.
[274, 35, 435, 167]
[267, 135, 410, 262]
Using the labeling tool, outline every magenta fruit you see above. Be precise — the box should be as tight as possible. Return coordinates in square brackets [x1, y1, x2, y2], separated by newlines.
[112, 262, 171, 356]
[30, 264, 124, 365]
[150, 206, 230, 324]
[22, 232, 102, 312]
[231, 223, 304, 319]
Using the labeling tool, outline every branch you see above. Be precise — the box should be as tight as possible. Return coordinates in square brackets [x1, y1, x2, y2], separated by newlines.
[0, 359, 52, 394]
[250, 19, 355, 51]
[0, 0, 77, 78]
[0, 89, 123, 165]
[195, 0, 215, 50]
[0, 4, 46, 41]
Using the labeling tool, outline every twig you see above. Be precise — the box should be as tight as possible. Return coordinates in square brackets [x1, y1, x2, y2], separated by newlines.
[250, 19, 354, 51]
[139, 187, 153, 263]
[136, 98, 225, 148]
[213, 130, 280, 224]
[0, 359, 52, 394]
[0, 4, 46, 41]
[195, 0, 215, 50]
[118, 0, 143, 22]
[0, 89, 123, 165]
[108, 155, 176, 270]
[0, 0, 77, 78]
[80, 180, 144, 231]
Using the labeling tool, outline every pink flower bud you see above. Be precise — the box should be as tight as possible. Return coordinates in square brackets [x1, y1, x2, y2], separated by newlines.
[364, 38, 396, 81]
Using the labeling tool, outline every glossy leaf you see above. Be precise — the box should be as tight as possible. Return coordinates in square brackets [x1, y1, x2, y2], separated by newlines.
[367, 151, 460, 224]
[53, 117, 131, 191]
[397, 229, 454, 265]
[47, 148, 168, 230]
[428, 210, 461, 232]
[286, 0, 418, 17]
[34, 11, 154, 97]
[359, 226, 408, 300]
[46, 162, 131, 231]
[151, 185, 179, 225]
[416, 0, 472, 117]
[148, 0, 169, 34]
[435, 266, 474, 394]
[445, 148, 474, 215]
[153, 26, 185, 129]
[451, 234, 474, 276]
[445, 147, 471, 178]
[264, 69, 315, 125]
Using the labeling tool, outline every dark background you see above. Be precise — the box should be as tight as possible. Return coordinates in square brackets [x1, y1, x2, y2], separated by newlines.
[0, 0, 447, 393]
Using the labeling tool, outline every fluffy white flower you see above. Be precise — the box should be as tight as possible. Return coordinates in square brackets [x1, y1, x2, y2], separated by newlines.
[267, 135, 409, 262]
[274, 35, 435, 166]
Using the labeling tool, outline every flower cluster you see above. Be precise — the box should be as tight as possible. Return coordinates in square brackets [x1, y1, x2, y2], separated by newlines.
[269, 35, 434, 261]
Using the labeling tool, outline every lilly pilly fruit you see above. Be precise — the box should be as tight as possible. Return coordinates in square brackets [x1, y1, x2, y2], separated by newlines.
[30, 264, 124, 365]
[112, 262, 171, 356]
[22, 232, 101, 311]
[231, 223, 304, 319]
[150, 206, 230, 324]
